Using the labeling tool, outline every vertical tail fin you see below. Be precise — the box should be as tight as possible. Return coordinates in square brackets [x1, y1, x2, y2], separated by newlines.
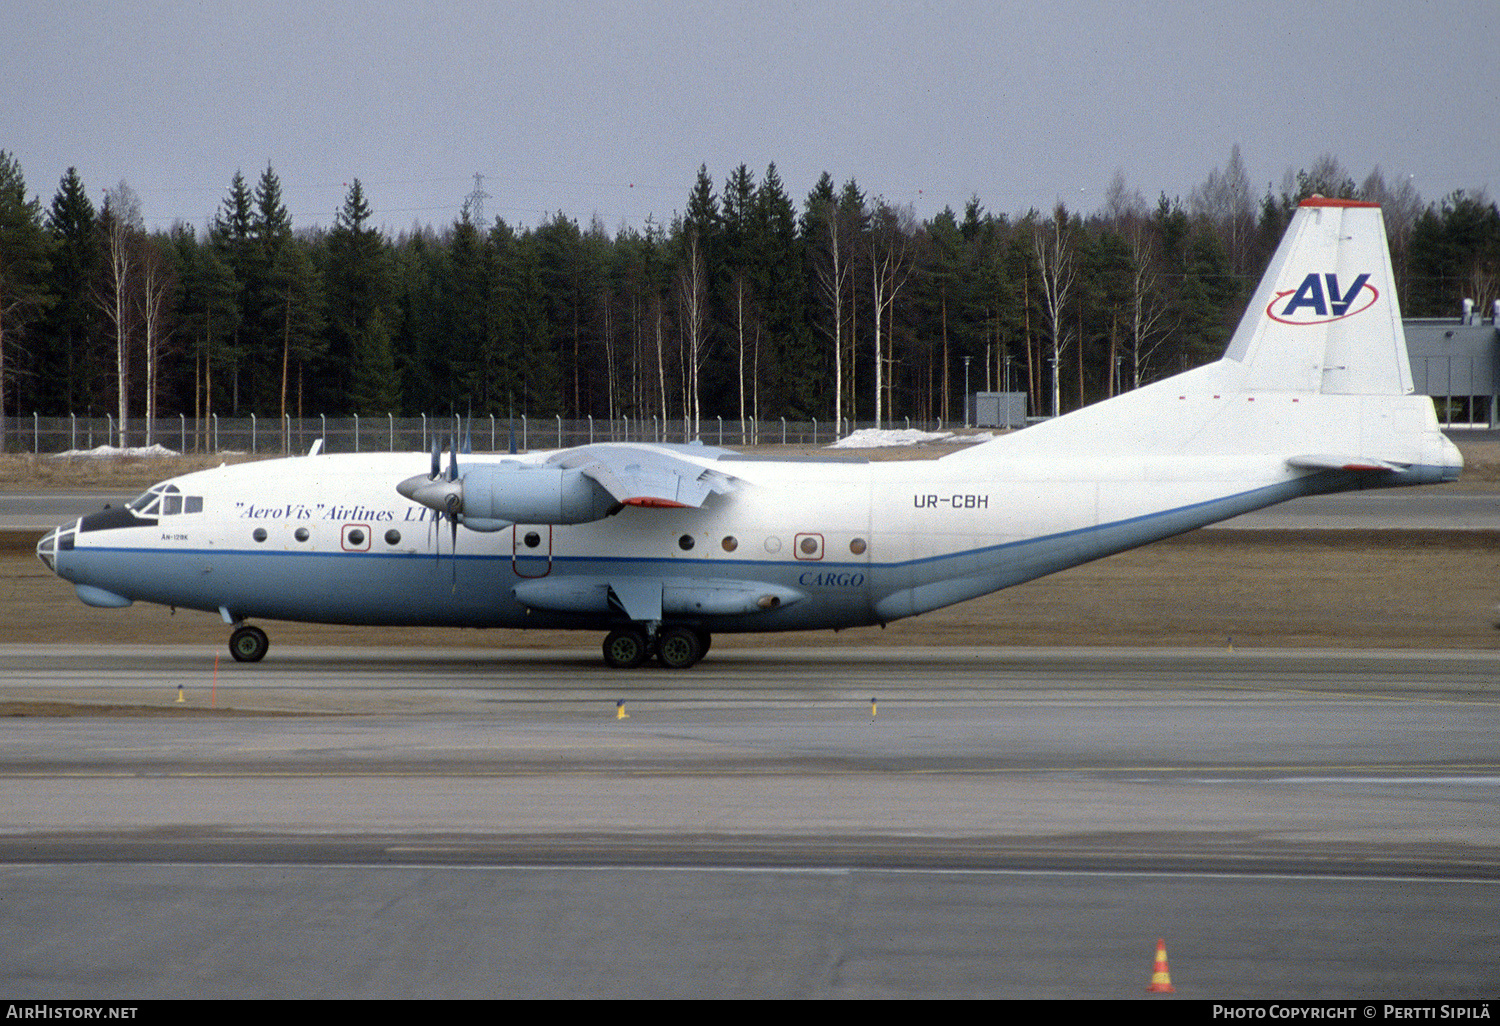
[1222, 198, 1413, 396]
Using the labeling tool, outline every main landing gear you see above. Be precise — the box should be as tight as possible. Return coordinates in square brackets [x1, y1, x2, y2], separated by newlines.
[228, 624, 269, 663]
[602, 624, 711, 670]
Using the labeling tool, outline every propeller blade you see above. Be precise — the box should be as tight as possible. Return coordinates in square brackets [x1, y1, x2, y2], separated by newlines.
[450, 514, 459, 591]
[430, 438, 440, 479]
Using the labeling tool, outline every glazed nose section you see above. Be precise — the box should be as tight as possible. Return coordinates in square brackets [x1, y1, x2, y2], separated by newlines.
[35, 522, 75, 574]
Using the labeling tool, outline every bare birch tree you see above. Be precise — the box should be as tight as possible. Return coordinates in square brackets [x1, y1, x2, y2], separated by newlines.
[676, 223, 708, 437]
[1190, 144, 1256, 274]
[1033, 203, 1076, 417]
[868, 200, 915, 428]
[136, 237, 174, 446]
[810, 194, 853, 433]
[97, 182, 142, 447]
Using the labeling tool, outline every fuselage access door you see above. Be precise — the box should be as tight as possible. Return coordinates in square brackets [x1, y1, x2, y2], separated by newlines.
[511, 524, 553, 578]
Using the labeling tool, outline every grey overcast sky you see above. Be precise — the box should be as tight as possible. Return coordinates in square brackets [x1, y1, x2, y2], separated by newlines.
[5, 0, 1498, 235]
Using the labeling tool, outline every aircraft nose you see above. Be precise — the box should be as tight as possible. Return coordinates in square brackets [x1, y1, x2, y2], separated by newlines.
[35, 522, 75, 575]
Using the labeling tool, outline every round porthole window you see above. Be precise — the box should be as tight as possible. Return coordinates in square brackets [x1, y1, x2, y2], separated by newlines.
[850, 538, 867, 555]
[721, 536, 738, 552]
[252, 528, 267, 543]
[385, 529, 401, 545]
[800, 536, 819, 555]
[348, 529, 366, 546]
[524, 531, 541, 549]
[678, 534, 695, 551]
[295, 527, 309, 542]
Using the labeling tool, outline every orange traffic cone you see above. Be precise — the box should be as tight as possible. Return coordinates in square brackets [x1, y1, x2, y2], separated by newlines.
[1146, 938, 1175, 993]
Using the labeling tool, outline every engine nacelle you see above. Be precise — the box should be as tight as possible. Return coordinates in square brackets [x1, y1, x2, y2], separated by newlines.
[459, 463, 615, 529]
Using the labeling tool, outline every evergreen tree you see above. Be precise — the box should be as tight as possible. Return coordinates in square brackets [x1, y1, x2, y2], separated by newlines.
[169, 223, 238, 446]
[753, 164, 811, 416]
[267, 237, 324, 436]
[349, 306, 399, 415]
[38, 167, 96, 415]
[210, 172, 254, 412]
[720, 164, 759, 431]
[0, 151, 52, 449]
[322, 180, 394, 411]
[1408, 191, 1500, 317]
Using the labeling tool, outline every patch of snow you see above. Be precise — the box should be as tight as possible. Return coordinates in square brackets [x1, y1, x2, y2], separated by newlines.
[52, 444, 180, 458]
[826, 428, 993, 449]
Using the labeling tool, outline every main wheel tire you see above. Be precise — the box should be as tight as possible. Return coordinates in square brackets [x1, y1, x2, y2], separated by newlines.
[229, 625, 269, 663]
[603, 627, 650, 669]
[655, 625, 703, 670]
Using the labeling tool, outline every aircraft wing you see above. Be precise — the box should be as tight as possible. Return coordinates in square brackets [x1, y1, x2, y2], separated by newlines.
[547, 444, 739, 509]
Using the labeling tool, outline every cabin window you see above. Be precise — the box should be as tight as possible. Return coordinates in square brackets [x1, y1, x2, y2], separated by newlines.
[347, 529, 366, 547]
[850, 538, 867, 555]
[185, 496, 203, 514]
[678, 534, 695, 551]
[384, 529, 401, 545]
[524, 531, 541, 549]
[253, 528, 267, 543]
[295, 527, 310, 542]
[721, 536, 738, 552]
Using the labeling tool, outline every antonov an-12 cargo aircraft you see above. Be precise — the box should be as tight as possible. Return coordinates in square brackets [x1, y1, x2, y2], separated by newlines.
[36, 199, 1462, 668]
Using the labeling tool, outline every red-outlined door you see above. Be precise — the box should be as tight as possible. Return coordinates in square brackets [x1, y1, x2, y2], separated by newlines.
[512, 524, 552, 577]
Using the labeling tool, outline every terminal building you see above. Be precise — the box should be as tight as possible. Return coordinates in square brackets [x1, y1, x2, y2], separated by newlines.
[1405, 300, 1500, 428]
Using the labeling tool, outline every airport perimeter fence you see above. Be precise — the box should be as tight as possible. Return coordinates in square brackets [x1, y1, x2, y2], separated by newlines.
[1, 413, 974, 457]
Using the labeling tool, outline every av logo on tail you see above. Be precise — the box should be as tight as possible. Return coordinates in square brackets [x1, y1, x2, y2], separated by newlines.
[1268, 272, 1378, 324]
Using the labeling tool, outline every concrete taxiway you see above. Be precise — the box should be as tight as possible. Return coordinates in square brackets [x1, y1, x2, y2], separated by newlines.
[1, 645, 1497, 997]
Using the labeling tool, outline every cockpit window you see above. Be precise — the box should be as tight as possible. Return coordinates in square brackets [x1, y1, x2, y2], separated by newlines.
[129, 484, 202, 518]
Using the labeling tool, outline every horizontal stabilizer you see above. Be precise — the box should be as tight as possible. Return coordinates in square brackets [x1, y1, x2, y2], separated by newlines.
[1288, 454, 1406, 473]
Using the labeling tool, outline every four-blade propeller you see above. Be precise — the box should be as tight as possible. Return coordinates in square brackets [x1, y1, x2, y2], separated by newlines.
[397, 436, 465, 585]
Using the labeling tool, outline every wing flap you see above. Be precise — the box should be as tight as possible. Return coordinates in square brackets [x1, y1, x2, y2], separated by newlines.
[1288, 454, 1407, 473]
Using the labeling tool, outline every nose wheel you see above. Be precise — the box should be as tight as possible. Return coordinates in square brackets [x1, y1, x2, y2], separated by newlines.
[229, 625, 269, 663]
